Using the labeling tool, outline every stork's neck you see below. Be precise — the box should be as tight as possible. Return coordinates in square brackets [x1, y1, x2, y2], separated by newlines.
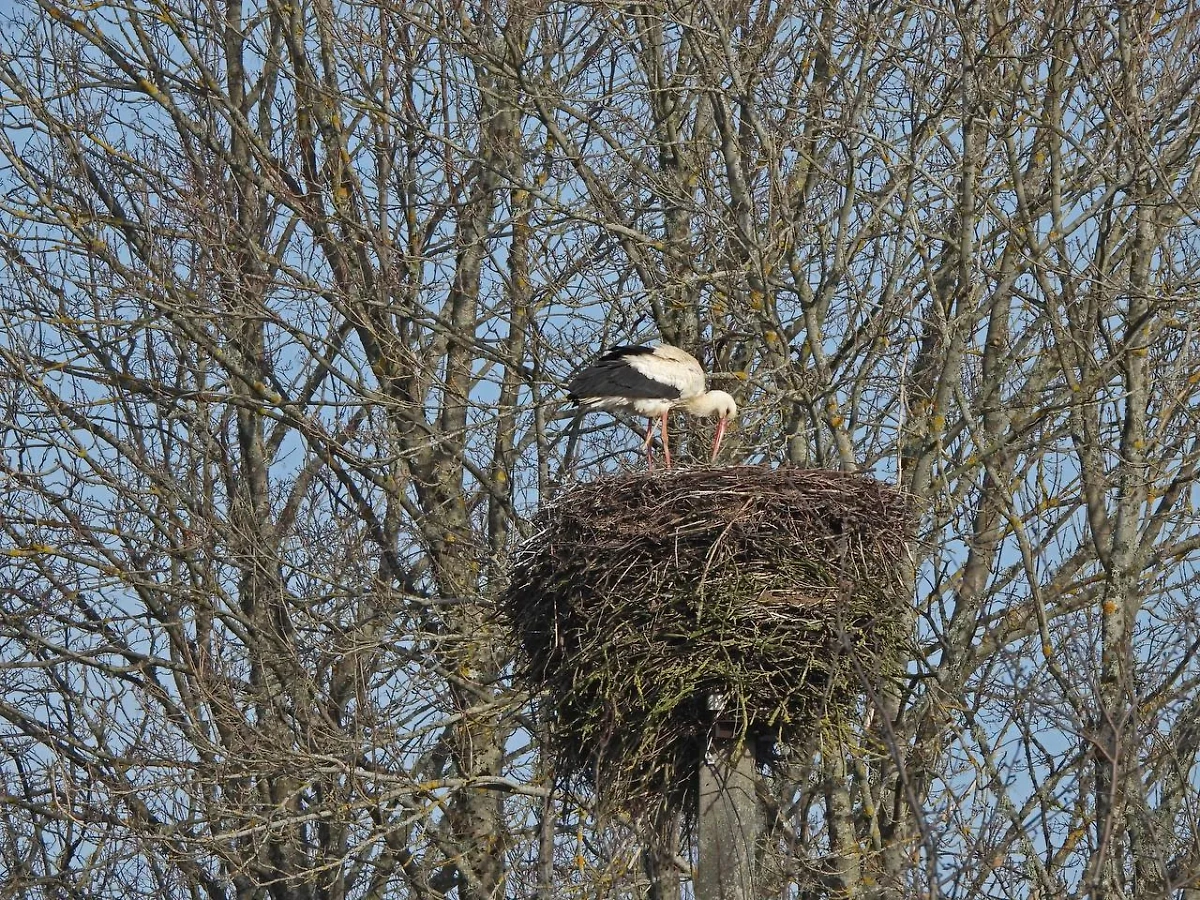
[680, 390, 736, 418]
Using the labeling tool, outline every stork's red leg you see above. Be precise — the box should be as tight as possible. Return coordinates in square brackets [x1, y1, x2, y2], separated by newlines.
[642, 419, 656, 469]
[660, 410, 672, 469]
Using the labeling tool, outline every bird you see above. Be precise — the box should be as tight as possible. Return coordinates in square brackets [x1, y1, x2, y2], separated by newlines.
[567, 344, 737, 468]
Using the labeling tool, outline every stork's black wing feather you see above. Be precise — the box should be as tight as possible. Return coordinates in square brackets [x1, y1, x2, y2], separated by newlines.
[596, 345, 655, 361]
[567, 347, 683, 402]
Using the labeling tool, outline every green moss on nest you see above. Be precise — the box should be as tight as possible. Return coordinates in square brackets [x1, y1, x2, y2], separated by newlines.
[503, 465, 912, 820]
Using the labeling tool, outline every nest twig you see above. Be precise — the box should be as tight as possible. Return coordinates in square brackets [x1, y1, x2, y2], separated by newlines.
[503, 465, 913, 821]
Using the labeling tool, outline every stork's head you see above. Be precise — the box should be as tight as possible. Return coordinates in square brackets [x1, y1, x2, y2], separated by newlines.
[683, 390, 738, 462]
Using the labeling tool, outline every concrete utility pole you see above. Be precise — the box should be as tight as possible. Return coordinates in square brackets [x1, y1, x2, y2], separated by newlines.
[695, 732, 760, 900]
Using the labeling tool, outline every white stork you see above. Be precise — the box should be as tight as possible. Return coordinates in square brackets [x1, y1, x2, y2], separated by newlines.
[567, 344, 737, 468]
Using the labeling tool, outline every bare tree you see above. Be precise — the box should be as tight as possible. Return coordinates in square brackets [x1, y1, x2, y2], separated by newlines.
[3, 1, 1200, 899]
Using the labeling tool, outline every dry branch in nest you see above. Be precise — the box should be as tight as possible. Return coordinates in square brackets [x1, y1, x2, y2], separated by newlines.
[503, 465, 913, 821]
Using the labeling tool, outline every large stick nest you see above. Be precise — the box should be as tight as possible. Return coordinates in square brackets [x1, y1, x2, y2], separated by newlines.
[503, 466, 913, 819]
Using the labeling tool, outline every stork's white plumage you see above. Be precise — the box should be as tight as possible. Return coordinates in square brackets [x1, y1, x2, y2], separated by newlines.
[567, 344, 737, 468]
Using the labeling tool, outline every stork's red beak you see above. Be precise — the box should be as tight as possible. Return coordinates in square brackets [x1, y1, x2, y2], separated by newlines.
[711, 417, 729, 463]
